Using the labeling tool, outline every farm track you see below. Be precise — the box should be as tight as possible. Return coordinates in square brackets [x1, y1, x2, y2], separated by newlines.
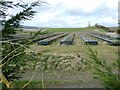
[20, 70, 103, 88]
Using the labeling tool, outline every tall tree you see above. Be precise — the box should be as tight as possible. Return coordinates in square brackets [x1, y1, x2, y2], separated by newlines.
[0, 0, 43, 37]
[0, 0, 45, 88]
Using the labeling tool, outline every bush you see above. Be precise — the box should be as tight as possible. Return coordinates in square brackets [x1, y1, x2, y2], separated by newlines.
[88, 46, 120, 89]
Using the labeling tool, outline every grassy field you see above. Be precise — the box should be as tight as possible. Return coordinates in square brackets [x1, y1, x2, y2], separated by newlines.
[27, 32, 117, 61]
[47, 26, 106, 32]
[13, 27, 118, 88]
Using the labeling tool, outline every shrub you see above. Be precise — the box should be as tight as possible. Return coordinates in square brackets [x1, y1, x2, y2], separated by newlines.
[88, 46, 120, 89]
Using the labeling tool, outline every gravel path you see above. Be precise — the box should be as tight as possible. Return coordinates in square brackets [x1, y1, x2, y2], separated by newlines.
[20, 70, 104, 88]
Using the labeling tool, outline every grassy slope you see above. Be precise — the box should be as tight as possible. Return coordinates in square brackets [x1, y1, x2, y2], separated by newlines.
[47, 26, 104, 32]
[17, 26, 108, 34]
[109, 27, 118, 32]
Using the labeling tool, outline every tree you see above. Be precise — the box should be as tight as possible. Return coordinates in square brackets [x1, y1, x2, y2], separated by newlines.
[0, 0, 45, 88]
[1, 0, 43, 37]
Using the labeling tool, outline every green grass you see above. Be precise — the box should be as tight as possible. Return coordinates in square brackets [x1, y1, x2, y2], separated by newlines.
[13, 79, 83, 88]
[16, 26, 107, 33]
[28, 35, 117, 62]
[13, 80, 42, 88]
[47, 26, 98, 32]
[21, 27, 118, 88]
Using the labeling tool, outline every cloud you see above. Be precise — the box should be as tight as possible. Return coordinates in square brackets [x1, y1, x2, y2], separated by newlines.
[9, 0, 119, 27]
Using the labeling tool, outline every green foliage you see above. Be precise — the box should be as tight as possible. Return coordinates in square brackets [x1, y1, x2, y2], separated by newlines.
[27, 52, 42, 70]
[0, 1, 13, 18]
[30, 29, 43, 39]
[88, 46, 120, 89]
[2, 42, 27, 81]
[1, 1, 42, 37]
[1, 31, 44, 88]
[117, 26, 120, 34]
[0, 0, 45, 88]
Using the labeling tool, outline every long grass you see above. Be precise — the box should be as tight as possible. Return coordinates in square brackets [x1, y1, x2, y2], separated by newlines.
[88, 46, 120, 89]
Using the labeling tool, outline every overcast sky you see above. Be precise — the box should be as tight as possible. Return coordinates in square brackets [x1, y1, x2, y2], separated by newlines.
[9, 0, 119, 28]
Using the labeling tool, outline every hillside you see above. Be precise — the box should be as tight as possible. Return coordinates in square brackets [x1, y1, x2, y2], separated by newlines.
[47, 26, 115, 33]
[109, 27, 118, 32]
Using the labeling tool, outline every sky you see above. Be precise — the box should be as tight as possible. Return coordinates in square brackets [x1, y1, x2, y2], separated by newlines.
[8, 0, 119, 28]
